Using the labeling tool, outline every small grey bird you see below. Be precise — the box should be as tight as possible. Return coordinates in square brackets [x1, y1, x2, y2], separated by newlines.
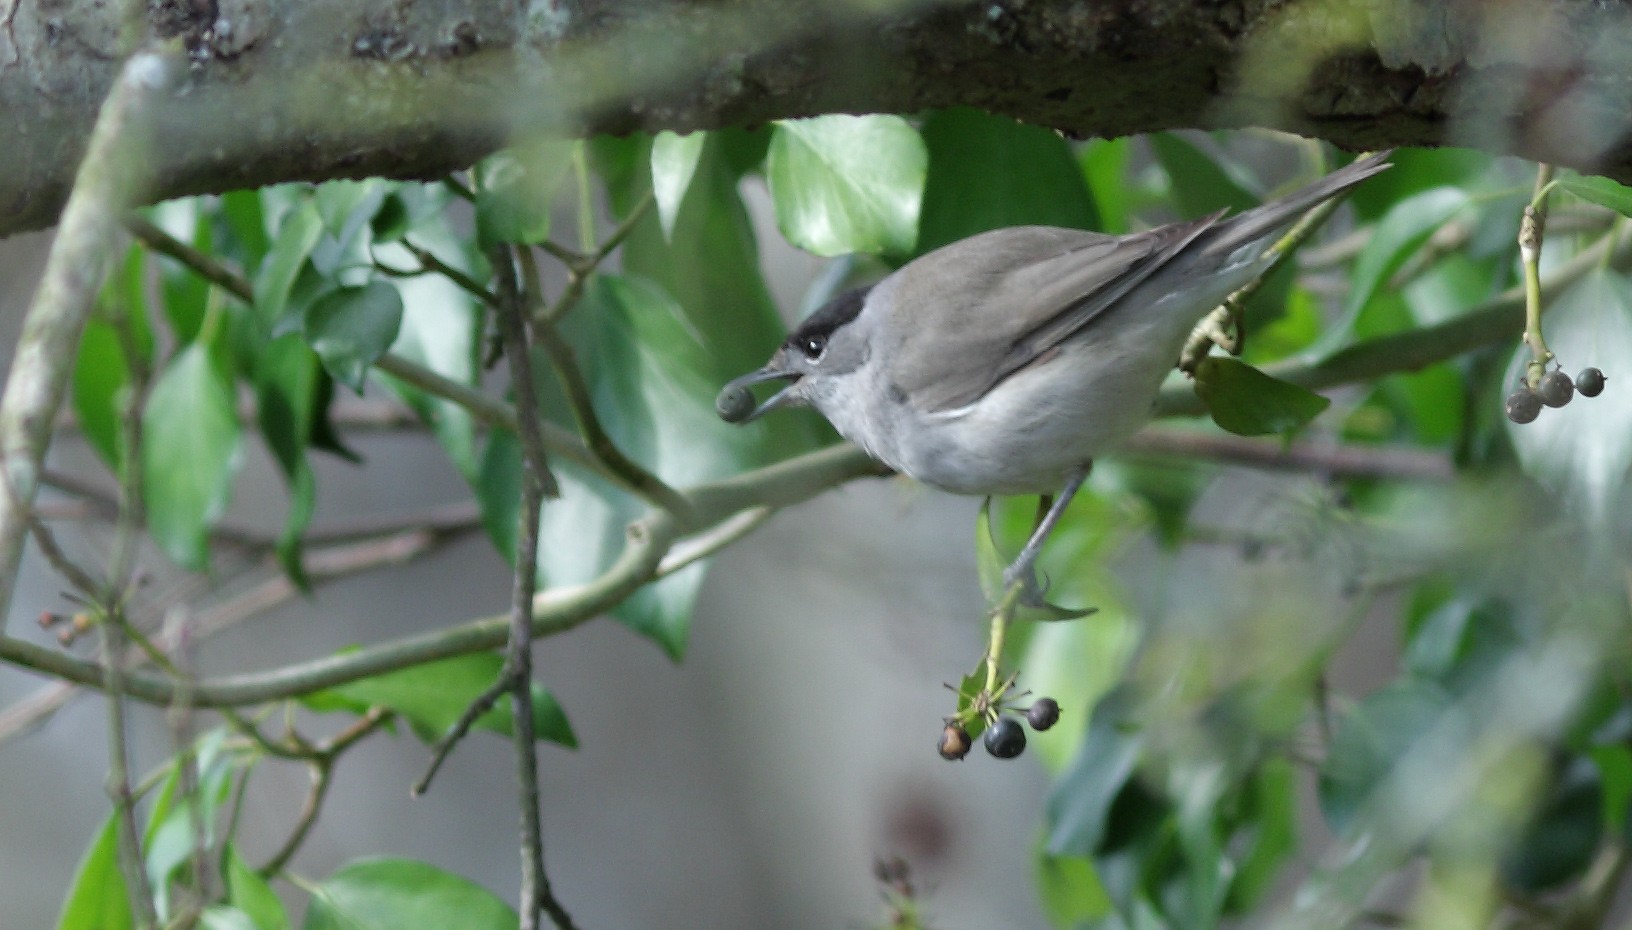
[719, 152, 1389, 596]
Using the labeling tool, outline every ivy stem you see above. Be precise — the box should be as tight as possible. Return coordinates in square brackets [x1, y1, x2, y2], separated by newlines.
[1519, 163, 1556, 386]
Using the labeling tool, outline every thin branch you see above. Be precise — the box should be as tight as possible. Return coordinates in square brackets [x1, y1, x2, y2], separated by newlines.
[1120, 426, 1453, 482]
[538, 191, 653, 323]
[125, 214, 254, 303]
[1154, 226, 1632, 417]
[0, 51, 176, 633]
[0, 442, 878, 707]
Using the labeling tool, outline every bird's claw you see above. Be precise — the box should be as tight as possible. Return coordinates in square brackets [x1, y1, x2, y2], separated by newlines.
[1002, 562, 1052, 608]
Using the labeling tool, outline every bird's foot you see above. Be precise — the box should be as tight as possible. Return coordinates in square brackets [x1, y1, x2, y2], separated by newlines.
[1001, 560, 1052, 609]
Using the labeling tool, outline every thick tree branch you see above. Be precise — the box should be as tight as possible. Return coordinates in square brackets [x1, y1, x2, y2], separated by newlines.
[8, 0, 1632, 237]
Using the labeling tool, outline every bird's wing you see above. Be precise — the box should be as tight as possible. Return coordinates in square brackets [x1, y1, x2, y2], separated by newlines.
[891, 219, 1221, 414]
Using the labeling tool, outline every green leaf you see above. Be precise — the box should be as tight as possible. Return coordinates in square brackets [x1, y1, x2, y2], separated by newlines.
[1193, 357, 1329, 437]
[200, 907, 263, 930]
[1499, 755, 1604, 892]
[1150, 133, 1259, 217]
[370, 193, 412, 244]
[766, 114, 925, 257]
[74, 321, 133, 472]
[475, 137, 574, 249]
[226, 846, 289, 930]
[304, 282, 404, 393]
[612, 133, 826, 466]
[149, 200, 213, 342]
[1505, 268, 1632, 525]
[1047, 687, 1146, 856]
[915, 108, 1098, 255]
[1228, 758, 1297, 909]
[1317, 680, 1455, 834]
[304, 652, 576, 748]
[142, 344, 242, 570]
[1036, 851, 1111, 927]
[256, 335, 324, 587]
[651, 130, 707, 240]
[301, 859, 517, 930]
[374, 235, 484, 481]
[475, 429, 523, 566]
[1308, 186, 1471, 356]
[538, 275, 780, 656]
[1080, 138, 1133, 234]
[254, 200, 324, 333]
[55, 815, 133, 930]
[1555, 172, 1632, 217]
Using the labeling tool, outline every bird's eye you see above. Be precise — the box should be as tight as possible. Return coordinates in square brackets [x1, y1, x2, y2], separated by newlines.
[799, 335, 827, 360]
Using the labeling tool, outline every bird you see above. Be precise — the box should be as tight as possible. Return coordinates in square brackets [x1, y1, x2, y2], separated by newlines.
[717, 151, 1390, 600]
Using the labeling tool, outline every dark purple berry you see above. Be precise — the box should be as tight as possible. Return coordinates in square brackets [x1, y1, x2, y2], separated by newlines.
[1026, 698, 1061, 731]
[716, 385, 756, 423]
[1537, 370, 1574, 408]
[1577, 367, 1606, 398]
[983, 717, 1026, 759]
[937, 724, 971, 761]
[1506, 389, 1542, 425]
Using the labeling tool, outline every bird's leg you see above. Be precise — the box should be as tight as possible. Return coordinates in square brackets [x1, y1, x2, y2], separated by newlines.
[1001, 465, 1090, 607]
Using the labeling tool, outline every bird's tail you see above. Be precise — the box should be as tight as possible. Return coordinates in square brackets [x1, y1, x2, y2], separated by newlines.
[1203, 150, 1393, 258]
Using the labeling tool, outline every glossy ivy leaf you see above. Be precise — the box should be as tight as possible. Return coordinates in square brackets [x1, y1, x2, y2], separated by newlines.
[376, 230, 485, 481]
[74, 321, 131, 471]
[1080, 138, 1133, 234]
[370, 193, 412, 244]
[1505, 269, 1632, 528]
[766, 114, 925, 257]
[142, 344, 242, 570]
[1036, 850, 1111, 928]
[475, 429, 524, 565]
[1150, 133, 1259, 218]
[1317, 679, 1456, 835]
[1499, 755, 1604, 892]
[1227, 758, 1298, 910]
[148, 199, 213, 342]
[651, 130, 707, 240]
[255, 335, 322, 586]
[1555, 172, 1632, 217]
[535, 275, 765, 657]
[143, 732, 236, 920]
[254, 200, 324, 333]
[55, 815, 133, 930]
[303, 651, 576, 747]
[301, 859, 517, 930]
[225, 846, 289, 930]
[1307, 186, 1471, 357]
[475, 136, 574, 250]
[304, 282, 404, 393]
[1046, 686, 1146, 856]
[1193, 356, 1329, 437]
[608, 132, 827, 466]
[916, 108, 1098, 255]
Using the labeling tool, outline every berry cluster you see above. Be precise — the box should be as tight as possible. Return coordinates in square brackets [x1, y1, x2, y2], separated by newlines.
[1506, 367, 1606, 425]
[938, 697, 1061, 761]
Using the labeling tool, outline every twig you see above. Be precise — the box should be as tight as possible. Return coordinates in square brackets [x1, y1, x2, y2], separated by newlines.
[0, 442, 877, 707]
[0, 525, 470, 746]
[1519, 163, 1556, 387]
[494, 244, 576, 930]
[1120, 426, 1453, 481]
[1179, 158, 1369, 374]
[258, 707, 392, 877]
[125, 214, 253, 303]
[0, 51, 175, 632]
[537, 191, 653, 323]
[516, 246, 694, 522]
[1155, 224, 1632, 417]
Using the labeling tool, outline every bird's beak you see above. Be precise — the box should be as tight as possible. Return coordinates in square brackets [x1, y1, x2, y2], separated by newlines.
[717, 364, 801, 423]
